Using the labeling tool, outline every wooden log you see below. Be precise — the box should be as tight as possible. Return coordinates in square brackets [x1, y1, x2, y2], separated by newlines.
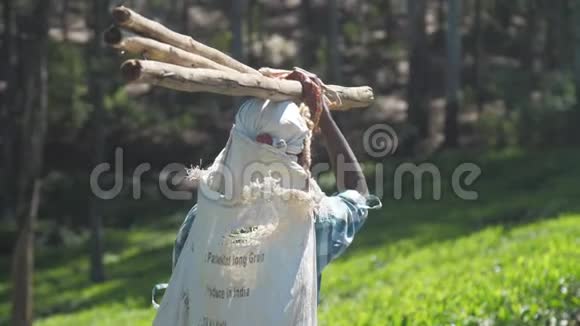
[112, 6, 258, 75]
[104, 26, 238, 73]
[105, 26, 374, 108]
[110, 6, 375, 108]
[325, 84, 376, 111]
[120, 60, 374, 109]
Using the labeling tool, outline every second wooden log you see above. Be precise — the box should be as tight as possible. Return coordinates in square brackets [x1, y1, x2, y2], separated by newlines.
[104, 26, 238, 73]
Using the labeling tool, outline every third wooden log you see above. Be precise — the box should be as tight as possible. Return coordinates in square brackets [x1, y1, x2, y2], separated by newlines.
[121, 60, 374, 109]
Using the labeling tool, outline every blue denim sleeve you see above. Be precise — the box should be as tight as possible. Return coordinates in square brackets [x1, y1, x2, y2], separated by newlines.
[172, 205, 197, 269]
[315, 190, 382, 274]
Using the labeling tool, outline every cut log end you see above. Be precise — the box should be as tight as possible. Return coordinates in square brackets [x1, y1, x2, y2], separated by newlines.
[112, 6, 131, 25]
[104, 26, 122, 45]
[365, 87, 375, 100]
[121, 60, 142, 81]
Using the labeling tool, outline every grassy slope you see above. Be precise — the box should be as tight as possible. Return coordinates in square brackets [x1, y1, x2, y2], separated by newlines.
[1, 149, 579, 325]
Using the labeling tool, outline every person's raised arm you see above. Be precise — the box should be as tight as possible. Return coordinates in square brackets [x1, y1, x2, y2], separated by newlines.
[284, 68, 368, 195]
[317, 103, 368, 196]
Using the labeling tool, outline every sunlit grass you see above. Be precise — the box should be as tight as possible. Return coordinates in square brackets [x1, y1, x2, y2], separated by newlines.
[318, 215, 579, 325]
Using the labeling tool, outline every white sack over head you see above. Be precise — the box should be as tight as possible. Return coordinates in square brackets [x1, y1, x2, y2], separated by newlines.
[235, 98, 309, 158]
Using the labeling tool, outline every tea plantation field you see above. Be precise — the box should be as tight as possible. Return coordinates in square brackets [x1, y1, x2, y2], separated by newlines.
[1, 149, 579, 325]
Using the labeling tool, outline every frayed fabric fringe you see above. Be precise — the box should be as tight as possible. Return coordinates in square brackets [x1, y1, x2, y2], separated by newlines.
[186, 166, 321, 208]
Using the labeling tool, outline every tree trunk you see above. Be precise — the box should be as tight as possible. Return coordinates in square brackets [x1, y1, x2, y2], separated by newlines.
[300, 0, 317, 68]
[0, 0, 14, 90]
[561, 0, 571, 65]
[246, 0, 254, 63]
[181, 0, 190, 34]
[86, 0, 109, 283]
[407, 0, 430, 139]
[524, 2, 543, 78]
[383, 0, 394, 38]
[230, 0, 245, 62]
[444, 0, 462, 148]
[61, 0, 69, 41]
[11, 1, 50, 324]
[473, 0, 483, 113]
[327, 0, 342, 84]
[544, 0, 566, 69]
[0, 0, 15, 222]
[572, 0, 580, 144]
[520, 1, 545, 146]
[11, 180, 42, 326]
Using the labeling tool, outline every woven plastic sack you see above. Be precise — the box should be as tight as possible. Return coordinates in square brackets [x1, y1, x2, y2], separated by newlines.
[153, 129, 318, 326]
